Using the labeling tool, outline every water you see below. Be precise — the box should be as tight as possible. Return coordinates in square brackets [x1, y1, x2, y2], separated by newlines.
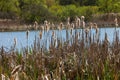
[0, 28, 120, 51]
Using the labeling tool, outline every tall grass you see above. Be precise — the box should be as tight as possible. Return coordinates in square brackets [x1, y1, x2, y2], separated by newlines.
[0, 27, 120, 80]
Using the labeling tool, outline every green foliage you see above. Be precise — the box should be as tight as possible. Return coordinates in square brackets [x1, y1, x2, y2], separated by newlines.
[50, 5, 99, 21]
[21, 4, 52, 23]
[77, 6, 99, 20]
[97, 0, 120, 13]
[57, 5, 78, 21]
[0, 0, 120, 22]
[59, 0, 98, 6]
[0, 0, 20, 18]
[45, 0, 56, 8]
[78, 0, 98, 6]
[59, 0, 75, 5]
[20, 0, 53, 23]
[111, 1, 120, 12]
[49, 5, 64, 21]
[84, 0, 98, 6]
[50, 5, 79, 21]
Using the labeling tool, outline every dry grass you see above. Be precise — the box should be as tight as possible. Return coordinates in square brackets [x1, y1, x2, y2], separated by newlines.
[0, 27, 120, 80]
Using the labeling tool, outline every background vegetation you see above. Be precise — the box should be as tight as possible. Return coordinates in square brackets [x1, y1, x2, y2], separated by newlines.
[0, 0, 120, 23]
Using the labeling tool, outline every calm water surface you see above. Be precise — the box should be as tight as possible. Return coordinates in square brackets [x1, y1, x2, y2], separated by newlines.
[0, 28, 120, 51]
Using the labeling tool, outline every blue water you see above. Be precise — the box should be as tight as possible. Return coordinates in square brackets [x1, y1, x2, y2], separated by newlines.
[0, 28, 120, 51]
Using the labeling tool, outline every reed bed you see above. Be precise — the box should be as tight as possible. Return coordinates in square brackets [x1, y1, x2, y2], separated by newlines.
[0, 18, 120, 80]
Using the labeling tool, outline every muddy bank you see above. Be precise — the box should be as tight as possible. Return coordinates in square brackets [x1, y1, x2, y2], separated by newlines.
[0, 19, 35, 32]
[91, 13, 120, 27]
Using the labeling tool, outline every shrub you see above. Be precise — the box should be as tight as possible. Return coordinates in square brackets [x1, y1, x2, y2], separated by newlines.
[77, 6, 99, 21]
[21, 4, 53, 23]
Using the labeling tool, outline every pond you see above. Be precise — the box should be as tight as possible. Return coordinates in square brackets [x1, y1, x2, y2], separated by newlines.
[0, 27, 120, 51]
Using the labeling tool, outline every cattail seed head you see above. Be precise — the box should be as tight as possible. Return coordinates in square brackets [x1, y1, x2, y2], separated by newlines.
[52, 22, 55, 30]
[85, 28, 89, 34]
[34, 21, 38, 30]
[114, 17, 118, 27]
[71, 23, 75, 29]
[89, 22, 93, 29]
[44, 20, 48, 25]
[59, 22, 63, 30]
[81, 16, 85, 21]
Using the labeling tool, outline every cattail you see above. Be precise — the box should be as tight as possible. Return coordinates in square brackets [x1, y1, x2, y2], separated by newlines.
[1, 74, 5, 80]
[46, 24, 49, 32]
[81, 21, 85, 29]
[14, 37, 17, 47]
[45, 23, 48, 31]
[45, 21, 50, 32]
[97, 76, 100, 80]
[66, 17, 70, 29]
[75, 17, 77, 28]
[114, 17, 118, 23]
[75, 16, 81, 28]
[82, 69, 85, 73]
[66, 21, 70, 29]
[45, 75, 49, 80]
[33, 21, 38, 30]
[44, 20, 48, 25]
[11, 65, 22, 75]
[73, 52, 77, 60]
[29, 24, 32, 29]
[26, 30, 29, 39]
[47, 22, 50, 32]
[10, 65, 22, 80]
[81, 16, 85, 28]
[89, 22, 93, 29]
[115, 23, 118, 27]
[85, 27, 89, 42]
[11, 72, 19, 80]
[39, 31, 43, 39]
[114, 17, 118, 27]
[70, 28, 73, 36]
[51, 22, 55, 30]
[52, 31, 55, 37]
[40, 25, 44, 30]
[93, 23, 99, 34]
[70, 23, 74, 36]
[104, 32, 109, 45]
[58, 22, 63, 30]
[71, 23, 75, 29]
[85, 27, 89, 34]
[67, 17, 70, 23]
[81, 16, 85, 21]
[85, 59, 88, 66]
[44, 20, 48, 30]
[76, 32, 80, 39]
[60, 22, 63, 30]
[77, 17, 81, 27]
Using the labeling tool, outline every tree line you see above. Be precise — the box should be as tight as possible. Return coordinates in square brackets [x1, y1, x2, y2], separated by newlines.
[0, 0, 120, 23]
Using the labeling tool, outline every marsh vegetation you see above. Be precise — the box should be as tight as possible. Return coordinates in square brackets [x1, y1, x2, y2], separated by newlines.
[0, 17, 120, 80]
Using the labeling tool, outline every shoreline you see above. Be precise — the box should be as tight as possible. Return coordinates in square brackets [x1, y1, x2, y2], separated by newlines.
[0, 23, 119, 32]
[0, 13, 120, 32]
